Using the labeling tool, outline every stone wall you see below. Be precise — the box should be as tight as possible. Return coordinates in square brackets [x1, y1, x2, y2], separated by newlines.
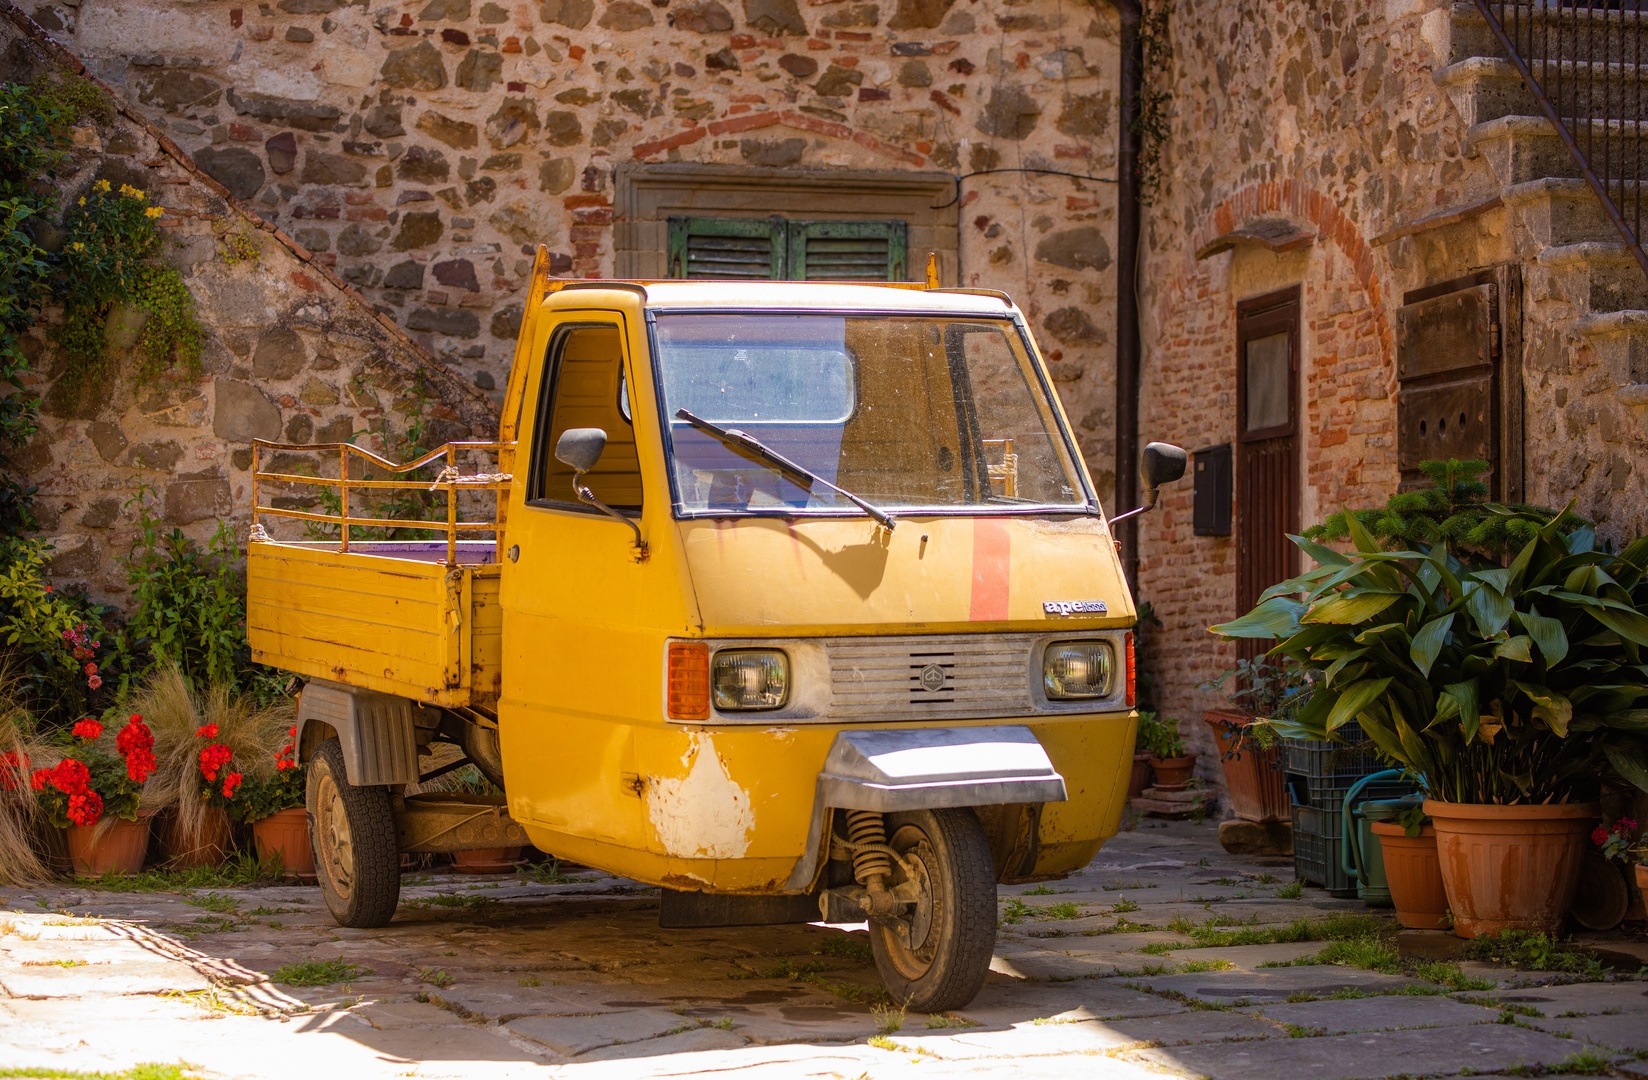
[40, 0, 1127, 501]
[1, 2, 497, 601]
[1131, 0, 1517, 796]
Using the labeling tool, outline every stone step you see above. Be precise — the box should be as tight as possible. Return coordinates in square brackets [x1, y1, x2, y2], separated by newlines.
[1437, 55, 1648, 127]
[1468, 113, 1648, 191]
[1502, 176, 1648, 247]
[1539, 239, 1648, 313]
[1572, 307, 1648, 389]
[1450, 2, 1648, 67]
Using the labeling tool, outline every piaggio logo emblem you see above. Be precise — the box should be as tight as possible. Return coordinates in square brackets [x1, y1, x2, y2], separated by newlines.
[919, 663, 947, 692]
[1043, 600, 1108, 616]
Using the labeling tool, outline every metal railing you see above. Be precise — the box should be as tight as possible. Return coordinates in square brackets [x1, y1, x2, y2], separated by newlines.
[251, 440, 512, 567]
[1472, 0, 1648, 283]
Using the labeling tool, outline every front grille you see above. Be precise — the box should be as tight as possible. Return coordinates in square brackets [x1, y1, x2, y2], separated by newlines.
[825, 635, 1035, 721]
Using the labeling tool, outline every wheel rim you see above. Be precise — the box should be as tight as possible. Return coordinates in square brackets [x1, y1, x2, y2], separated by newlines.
[314, 768, 354, 901]
[875, 823, 942, 982]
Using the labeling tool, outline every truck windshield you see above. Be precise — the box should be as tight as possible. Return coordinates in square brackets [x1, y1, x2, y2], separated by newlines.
[652, 313, 1090, 516]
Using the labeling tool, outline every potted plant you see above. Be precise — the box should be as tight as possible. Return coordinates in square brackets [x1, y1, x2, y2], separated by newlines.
[131, 666, 291, 868]
[436, 765, 520, 873]
[1573, 816, 1640, 931]
[1145, 717, 1195, 788]
[1129, 712, 1161, 797]
[1370, 806, 1448, 929]
[1214, 471, 1648, 938]
[1199, 657, 1311, 823]
[31, 715, 157, 875]
[232, 725, 312, 876]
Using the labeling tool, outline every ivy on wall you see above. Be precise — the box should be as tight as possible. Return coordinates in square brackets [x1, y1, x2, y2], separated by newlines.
[1133, 0, 1173, 207]
[0, 70, 203, 494]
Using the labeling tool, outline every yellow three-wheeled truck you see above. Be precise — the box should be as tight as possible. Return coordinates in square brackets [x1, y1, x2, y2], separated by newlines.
[245, 249, 1184, 1010]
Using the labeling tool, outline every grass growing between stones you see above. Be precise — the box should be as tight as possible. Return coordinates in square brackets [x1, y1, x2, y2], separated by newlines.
[925, 1014, 978, 1029]
[72, 854, 285, 892]
[815, 933, 874, 962]
[403, 893, 500, 912]
[272, 958, 363, 986]
[1460, 930, 1604, 976]
[1500, 1047, 1613, 1076]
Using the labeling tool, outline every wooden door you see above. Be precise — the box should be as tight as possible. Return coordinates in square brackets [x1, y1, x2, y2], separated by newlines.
[1235, 287, 1300, 662]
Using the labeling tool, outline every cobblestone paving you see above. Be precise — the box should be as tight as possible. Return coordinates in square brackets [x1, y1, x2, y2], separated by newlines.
[3, 818, 1646, 1079]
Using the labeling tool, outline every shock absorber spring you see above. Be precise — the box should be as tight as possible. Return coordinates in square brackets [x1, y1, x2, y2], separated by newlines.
[845, 809, 892, 885]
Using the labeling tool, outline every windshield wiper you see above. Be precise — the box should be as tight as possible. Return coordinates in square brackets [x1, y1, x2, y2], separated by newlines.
[673, 408, 896, 531]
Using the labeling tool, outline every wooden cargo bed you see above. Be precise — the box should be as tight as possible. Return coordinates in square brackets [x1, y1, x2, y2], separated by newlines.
[247, 539, 502, 708]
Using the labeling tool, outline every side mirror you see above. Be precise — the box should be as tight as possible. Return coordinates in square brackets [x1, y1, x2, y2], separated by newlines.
[555, 427, 607, 474]
[1109, 441, 1189, 526]
[1140, 442, 1188, 492]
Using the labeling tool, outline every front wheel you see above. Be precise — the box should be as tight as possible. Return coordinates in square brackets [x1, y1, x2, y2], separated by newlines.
[867, 808, 997, 1012]
[308, 737, 401, 928]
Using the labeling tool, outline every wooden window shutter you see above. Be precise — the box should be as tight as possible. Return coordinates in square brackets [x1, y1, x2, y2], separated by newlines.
[666, 216, 786, 279]
[786, 220, 907, 281]
[667, 216, 907, 281]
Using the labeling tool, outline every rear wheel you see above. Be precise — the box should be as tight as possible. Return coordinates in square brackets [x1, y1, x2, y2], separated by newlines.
[866, 808, 996, 1012]
[308, 737, 401, 928]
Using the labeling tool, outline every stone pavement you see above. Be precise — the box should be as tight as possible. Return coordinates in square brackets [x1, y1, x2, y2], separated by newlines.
[3, 817, 1647, 1079]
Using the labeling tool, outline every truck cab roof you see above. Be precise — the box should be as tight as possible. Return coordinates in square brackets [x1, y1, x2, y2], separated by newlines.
[548, 279, 1018, 316]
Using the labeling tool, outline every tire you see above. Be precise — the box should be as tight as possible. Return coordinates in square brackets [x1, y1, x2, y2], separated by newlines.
[307, 737, 401, 928]
[866, 807, 997, 1013]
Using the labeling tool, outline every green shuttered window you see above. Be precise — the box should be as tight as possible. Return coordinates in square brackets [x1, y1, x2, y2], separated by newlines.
[667, 215, 908, 281]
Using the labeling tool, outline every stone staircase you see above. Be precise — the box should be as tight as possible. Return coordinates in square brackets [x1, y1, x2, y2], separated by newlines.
[1435, 2, 1648, 403]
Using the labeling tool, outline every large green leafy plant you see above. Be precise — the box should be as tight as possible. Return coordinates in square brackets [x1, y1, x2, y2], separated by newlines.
[1212, 511, 1648, 805]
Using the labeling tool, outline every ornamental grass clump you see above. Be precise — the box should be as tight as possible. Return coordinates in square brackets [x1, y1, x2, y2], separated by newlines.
[0, 700, 53, 884]
[129, 664, 290, 853]
[1212, 505, 1648, 805]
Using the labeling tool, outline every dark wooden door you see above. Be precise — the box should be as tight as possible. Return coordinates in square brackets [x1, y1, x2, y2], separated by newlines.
[1235, 287, 1301, 662]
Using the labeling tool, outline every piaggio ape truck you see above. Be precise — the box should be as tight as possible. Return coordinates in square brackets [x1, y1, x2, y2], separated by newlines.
[245, 249, 1185, 1011]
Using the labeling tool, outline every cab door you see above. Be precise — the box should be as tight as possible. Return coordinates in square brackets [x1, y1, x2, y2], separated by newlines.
[499, 310, 662, 857]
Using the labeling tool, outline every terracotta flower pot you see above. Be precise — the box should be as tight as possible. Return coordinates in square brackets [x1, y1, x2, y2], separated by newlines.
[251, 807, 315, 876]
[453, 846, 522, 873]
[1424, 799, 1597, 939]
[1370, 821, 1448, 929]
[1128, 754, 1153, 799]
[1639, 863, 1648, 892]
[1204, 710, 1289, 823]
[65, 815, 152, 876]
[158, 805, 233, 868]
[1148, 755, 1196, 789]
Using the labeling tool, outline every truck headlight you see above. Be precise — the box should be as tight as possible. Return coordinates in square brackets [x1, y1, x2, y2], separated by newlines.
[712, 649, 789, 710]
[1043, 641, 1113, 700]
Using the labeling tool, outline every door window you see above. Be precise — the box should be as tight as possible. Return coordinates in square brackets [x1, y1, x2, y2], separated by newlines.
[529, 324, 643, 512]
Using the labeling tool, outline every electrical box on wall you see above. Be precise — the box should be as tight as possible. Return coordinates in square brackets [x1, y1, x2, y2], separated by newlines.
[1193, 443, 1232, 536]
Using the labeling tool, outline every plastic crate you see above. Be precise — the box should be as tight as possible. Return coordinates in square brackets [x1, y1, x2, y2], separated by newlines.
[1282, 719, 1381, 797]
[1290, 779, 1417, 898]
[1291, 804, 1355, 897]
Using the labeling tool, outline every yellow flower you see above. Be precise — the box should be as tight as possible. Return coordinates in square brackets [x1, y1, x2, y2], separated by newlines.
[77, 197, 85, 206]
[144, 206, 163, 219]
[92, 179, 109, 192]
[71, 242, 84, 252]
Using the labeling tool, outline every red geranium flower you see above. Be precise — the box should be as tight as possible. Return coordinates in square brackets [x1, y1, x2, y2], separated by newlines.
[72, 718, 102, 740]
[66, 787, 102, 827]
[199, 743, 233, 782]
[196, 724, 219, 739]
[222, 771, 243, 799]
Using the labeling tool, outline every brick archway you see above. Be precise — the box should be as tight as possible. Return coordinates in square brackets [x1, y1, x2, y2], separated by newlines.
[1186, 180, 1394, 361]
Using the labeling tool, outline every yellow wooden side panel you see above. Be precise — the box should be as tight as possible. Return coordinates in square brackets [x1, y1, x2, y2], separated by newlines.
[469, 567, 503, 704]
[248, 544, 470, 705]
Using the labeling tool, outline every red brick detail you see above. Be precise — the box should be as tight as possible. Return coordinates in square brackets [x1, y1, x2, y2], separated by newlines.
[563, 194, 611, 209]
[291, 271, 321, 293]
[929, 89, 961, 115]
[631, 126, 708, 160]
[707, 111, 781, 136]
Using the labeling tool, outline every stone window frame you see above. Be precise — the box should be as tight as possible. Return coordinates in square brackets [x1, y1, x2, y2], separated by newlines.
[613, 163, 959, 282]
